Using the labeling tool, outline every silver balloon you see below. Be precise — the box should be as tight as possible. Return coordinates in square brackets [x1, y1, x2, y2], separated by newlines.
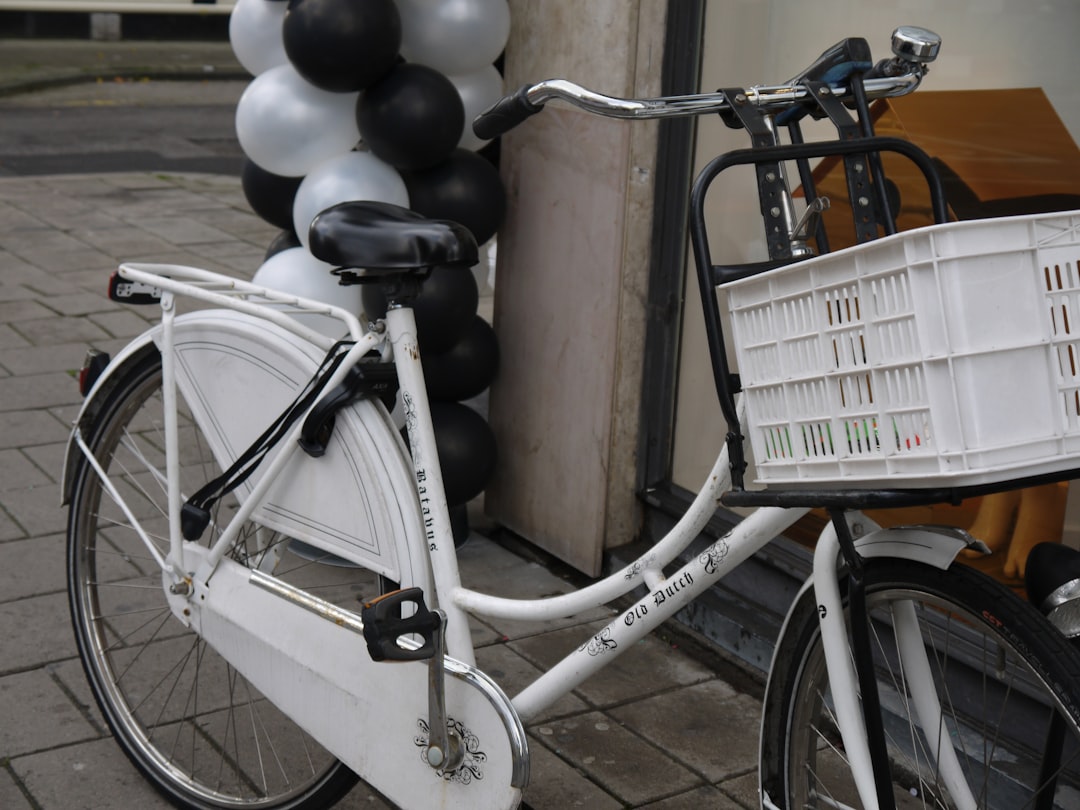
[228, 0, 288, 76]
[397, 0, 511, 76]
[235, 64, 361, 178]
[292, 151, 409, 248]
[252, 246, 366, 338]
[450, 64, 504, 151]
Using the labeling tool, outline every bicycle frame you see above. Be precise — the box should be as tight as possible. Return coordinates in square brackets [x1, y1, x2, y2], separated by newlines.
[67, 260, 985, 809]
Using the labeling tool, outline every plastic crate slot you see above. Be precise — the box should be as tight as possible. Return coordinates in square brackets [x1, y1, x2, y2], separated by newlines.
[880, 365, 925, 408]
[891, 411, 927, 452]
[831, 330, 868, 370]
[801, 421, 834, 458]
[874, 317, 918, 360]
[1065, 389, 1080, 428]
[742, 304, 773, 343]
[781, 295, 815, 335]
[1046, 260, 1080, 292]
[745, 343, 780, 384]
[870, 272, 911, 318]
[837, 372, 873, 410]
[1057, 343, 1079, 380]
[824, 286, 860, 327]
[842, 416, 880, 456]
[761, 424, 793, 460]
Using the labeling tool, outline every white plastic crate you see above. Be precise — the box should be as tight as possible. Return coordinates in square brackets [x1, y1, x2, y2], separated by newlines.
[726, 209, 1080, 487]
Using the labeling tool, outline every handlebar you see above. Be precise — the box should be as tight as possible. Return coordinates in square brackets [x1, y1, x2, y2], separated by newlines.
[472, 26, 941, 140]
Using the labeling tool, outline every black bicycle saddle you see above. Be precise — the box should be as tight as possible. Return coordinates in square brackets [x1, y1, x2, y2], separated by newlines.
[308, 201, 479, 272]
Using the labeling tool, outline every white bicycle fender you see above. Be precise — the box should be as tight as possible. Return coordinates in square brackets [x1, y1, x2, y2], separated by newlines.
[760, 522, 989, 809]
[63, 309, 432, 596]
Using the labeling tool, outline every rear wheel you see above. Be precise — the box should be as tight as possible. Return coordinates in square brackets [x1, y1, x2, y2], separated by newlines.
[67, 348, 386, 809]
[761, 557, 1080, 809]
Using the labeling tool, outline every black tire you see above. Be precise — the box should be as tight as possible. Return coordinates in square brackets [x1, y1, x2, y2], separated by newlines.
[66, 348, 379, 809]
[761, 557, 1080, 809]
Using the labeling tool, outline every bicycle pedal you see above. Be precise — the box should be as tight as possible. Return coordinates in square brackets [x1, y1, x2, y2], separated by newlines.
[361, 587, 443, 662]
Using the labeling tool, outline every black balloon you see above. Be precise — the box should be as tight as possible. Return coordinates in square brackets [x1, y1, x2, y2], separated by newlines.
[264, 230, 302, 261]
[361, 265, 478, 353]
[402, 149, 506, 245]
[356, 63, 465, 171]
[242, 159, 302, 232]
[283, 0, 401, 93]
[430, 402, 497, 506]
[423, 316, 498, 402]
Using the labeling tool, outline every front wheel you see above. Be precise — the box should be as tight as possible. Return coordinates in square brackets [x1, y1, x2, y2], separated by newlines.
[761, 557, 1080, 809]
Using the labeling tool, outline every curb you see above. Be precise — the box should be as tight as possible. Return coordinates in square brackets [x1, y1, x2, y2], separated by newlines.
[0, 64, 250, 98]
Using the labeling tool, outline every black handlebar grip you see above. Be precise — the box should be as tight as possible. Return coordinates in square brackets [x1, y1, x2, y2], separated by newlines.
[472, 84, 544, 140]
[787, 36, 873, 85]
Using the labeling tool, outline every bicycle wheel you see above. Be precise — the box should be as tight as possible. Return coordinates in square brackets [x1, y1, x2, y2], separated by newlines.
[760, 557, 1080, 809]
[67, 347, 387, 809]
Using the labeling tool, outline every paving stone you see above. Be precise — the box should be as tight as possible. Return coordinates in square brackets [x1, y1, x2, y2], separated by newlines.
[40, 292, 116, 317]
[0, 534, 67, 602]
[46, 658, 107, 735]
[719, 771, 761, 809]
[0, 670, 98, 756]
[638, 784, 748, 809]
[0, 342, 100, 376]
[0, 592, 75, 672]
[511, 623, 716, 708]
[529, 711, 702, 806]
[2, 480, 67, 537]
[476, 642, 589, 723]
[333, 782, 396, 808]
[23, 441, 67, 484]
[0, 767, 33, 809]
[133, 215, 238, 245]
[0, 299, 55, 323]
[87, 308, 155, 339]
[0, 285, 38, 304]
[12, 737, 175, 810]
[0, 322, 30, 348]
[9, 316, 110, 348]
[519, 737, 624, 809]
[609, 680, 758, 782]
[0, 508, 23, 541]
[0, 410, 71, 448]
[0, 448, 51, 491]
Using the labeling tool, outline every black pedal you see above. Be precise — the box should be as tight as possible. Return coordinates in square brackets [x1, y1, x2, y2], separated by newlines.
[361, 588, 443, 662]
[108, 271, 163, 305]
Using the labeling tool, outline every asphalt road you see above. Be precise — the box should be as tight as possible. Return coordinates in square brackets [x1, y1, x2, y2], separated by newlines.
[0, 77, 247, 176]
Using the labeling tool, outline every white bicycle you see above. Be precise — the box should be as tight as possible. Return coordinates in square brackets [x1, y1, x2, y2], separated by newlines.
[63, 26, 1080, 809]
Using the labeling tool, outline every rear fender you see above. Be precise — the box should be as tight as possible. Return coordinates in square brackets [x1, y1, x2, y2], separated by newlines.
[62, 309, 431, 595]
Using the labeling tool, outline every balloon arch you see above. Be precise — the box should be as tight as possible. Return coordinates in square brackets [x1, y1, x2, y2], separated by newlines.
[230, 0, 509, 538]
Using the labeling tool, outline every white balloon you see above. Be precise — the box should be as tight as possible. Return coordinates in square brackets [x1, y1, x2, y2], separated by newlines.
[293, 151, 409, 248]
[397, 0, 511, 76]
[449, 65, 504, 151]
[235, 64, 361, 177]
[252, 247, 365, 338]
[228, 0, 288, 76]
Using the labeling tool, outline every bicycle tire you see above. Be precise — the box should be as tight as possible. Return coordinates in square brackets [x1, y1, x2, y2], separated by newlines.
[66, 346, 386, 809]
[760, 556, 1080, 809]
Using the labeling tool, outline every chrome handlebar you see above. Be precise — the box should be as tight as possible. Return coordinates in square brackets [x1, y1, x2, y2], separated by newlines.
[472, 26, 941, 138]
